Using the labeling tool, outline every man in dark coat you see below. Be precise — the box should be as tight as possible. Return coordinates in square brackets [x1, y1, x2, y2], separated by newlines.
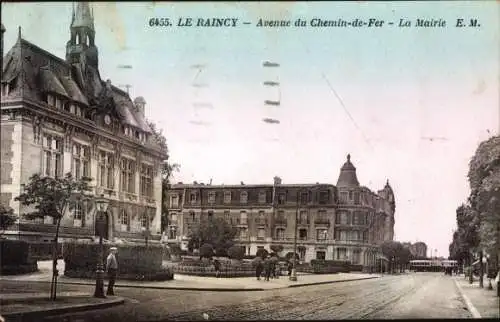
[263, 256, 271, 281]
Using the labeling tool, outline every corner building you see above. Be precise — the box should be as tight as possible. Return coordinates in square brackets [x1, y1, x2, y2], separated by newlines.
[166, 154, 396, 268]
[0, 4, 167, 243]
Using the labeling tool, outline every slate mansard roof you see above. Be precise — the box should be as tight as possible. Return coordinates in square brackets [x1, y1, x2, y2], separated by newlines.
[1, 37, 151, 134]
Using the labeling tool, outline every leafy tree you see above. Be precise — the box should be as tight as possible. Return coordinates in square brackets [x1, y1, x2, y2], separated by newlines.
[199, 243, 214, 259]
[270, 244, 284, 253]
[146, 120, 181, 233]
[285, 252, 299, 260]
[227, 245, 245, 260]
[187, 217, 237, 255]
[468, 136, 500, 263]
[381, 240, 403, 273]
[15, 173, 92, 301]
[256, 248, 269, 259]
[0, 203, 16, 236]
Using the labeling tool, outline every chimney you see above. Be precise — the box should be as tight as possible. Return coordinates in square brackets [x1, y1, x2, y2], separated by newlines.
[134, 96, 146, 117]
[273, 176, 282, 185]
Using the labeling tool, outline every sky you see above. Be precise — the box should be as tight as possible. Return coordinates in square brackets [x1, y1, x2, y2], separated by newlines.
[2, 2, 499, 258]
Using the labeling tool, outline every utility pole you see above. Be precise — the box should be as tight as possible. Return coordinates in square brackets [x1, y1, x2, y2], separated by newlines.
[290, 190, 299, 281]
[262, 60, 281, 128]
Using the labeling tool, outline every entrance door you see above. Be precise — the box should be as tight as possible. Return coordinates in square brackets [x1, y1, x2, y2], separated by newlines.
[316, 251, 326, 260]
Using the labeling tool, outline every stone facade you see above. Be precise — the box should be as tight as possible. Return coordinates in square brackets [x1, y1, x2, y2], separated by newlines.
[165, 155, 396, 267]
[0, 4, 166, 243]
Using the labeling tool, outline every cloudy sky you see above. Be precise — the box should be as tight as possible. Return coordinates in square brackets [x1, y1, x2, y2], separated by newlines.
[2, 2, 498, 258]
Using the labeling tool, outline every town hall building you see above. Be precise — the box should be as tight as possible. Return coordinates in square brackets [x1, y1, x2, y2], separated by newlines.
[0, 3, 167, 243]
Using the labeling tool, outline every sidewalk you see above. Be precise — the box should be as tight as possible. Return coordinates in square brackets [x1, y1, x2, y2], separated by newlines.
[0, 260, 381, 291]
[0, 291, 125, 321]
[453, 275, 500, 318]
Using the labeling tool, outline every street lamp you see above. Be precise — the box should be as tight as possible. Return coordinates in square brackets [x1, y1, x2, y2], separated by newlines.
[142, 210, 150, 247]
[94, 194, 109, 298]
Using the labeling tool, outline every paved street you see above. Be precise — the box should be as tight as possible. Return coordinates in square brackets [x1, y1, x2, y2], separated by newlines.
[13, 272, 476, 321]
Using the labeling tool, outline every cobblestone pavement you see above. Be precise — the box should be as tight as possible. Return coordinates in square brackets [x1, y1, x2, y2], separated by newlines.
[3, 273, 476, 321]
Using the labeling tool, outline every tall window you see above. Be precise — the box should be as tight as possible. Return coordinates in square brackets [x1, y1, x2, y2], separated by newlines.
[190, 192, 197, 204]
[99, 151, 114, 189]
[140, 214, 148, 229]
[258, 191, 266, 203]
[319, 190, 329, 204]
[317, 210, 328, 222]
[339, 192, 349, 203]
[299, 210, 308, 224]
[336, 211, 349, 225]
[353, 191, 360, 205]
[240, 211, 247, 225]
[352, 249, 361, 264]
[42, 134, 63, 178]
[258, 211, 266, 225]
[208, 192, 216, 204]
[300, 192, 309, 204]
[278, 193, 286, 205]
[121, 158, 135, 193]
[257, 228, 265, 240]
[170, 195, 179, 208]
[120, 210, 130, 232]
[73, 201, 85, 227]
[336, 248, 347, 260]
[140, 164, 153, 197]
[207, 211, 214, 220]
[223, 191, 231, 204]
[316, 229, 328, 240]
[72, 143, 89, 179]
[276, 228, 285, 239]
[224, 211, 231, 223]
[240, 191, 248, 204]
[239, 227, 248, 238]
[168, 226, 177, 239]
[335, 229, 348, 241]
[299, 228, 308, 240]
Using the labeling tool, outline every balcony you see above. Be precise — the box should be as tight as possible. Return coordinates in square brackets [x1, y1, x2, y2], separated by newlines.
[298, 219, 310, 225]
[236, 219, 248, 225]
[255, 219, 268, 226]
[274, 217, 287, 225]
[314, 218, 330, 226]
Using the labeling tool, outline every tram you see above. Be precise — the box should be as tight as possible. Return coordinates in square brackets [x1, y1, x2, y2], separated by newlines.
[409, 259, 458, 272]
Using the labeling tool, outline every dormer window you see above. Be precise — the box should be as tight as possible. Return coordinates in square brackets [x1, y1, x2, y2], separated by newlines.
[208, 191, 216, 204]
[47, 94, 55, 106]
[135, 131, 140, 139]
[63, 102, 71, 112]
[55, 97, 62, 109]
[1, 83, 10, 96]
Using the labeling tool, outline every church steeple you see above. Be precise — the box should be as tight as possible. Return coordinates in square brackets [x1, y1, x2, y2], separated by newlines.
[66, 2, 98, 68]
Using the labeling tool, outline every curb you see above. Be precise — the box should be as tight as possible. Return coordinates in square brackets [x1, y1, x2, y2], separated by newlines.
[453, 278, 482, 319]
[1, 297, 125, 320]
[1, 275, 380, 293]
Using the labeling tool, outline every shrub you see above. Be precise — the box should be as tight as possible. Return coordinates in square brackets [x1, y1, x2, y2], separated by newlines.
[29, 242, 63, 260]
[270, 245, 284, 253]
[63, 242, 173, 281]
[285, 252, 299, 260]
[0, 239, 38, 275]
[199, 243, 214, 258]
[227, 246, 245, 260]
[168, 243, 182, 255]
[256, 248, 269, 258]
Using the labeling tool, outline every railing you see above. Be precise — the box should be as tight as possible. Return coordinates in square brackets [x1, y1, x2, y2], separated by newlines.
[274, 218, 287, 225]
[255, 219, 268, 226]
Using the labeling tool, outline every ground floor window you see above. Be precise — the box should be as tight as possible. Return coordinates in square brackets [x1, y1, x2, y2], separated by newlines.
[316, 251, 326, 260]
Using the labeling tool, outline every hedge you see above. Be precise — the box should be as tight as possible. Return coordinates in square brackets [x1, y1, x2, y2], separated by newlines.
[166, 259, 256, 278]
[0, 239, 38, 275]
[63, 242, 173, 281]
[28, 242, 63, 260]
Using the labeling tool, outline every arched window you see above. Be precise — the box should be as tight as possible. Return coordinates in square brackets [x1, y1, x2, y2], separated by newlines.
[140, 214, 148, 229]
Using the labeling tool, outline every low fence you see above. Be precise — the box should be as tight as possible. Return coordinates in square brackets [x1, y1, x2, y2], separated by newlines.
[165, 259, 256, 278]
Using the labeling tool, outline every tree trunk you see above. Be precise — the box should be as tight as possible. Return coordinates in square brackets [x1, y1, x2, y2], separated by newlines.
[50, 218, 62, 301]
[469, 252, 474, 284]
[479, 250, 484, 288]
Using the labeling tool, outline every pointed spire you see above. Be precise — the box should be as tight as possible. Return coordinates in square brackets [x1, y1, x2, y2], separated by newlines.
[71, 2, 94, 30]
[17, 26, 21, 40]
[347, 154, 351, 162]
[336, 153, 359, 188]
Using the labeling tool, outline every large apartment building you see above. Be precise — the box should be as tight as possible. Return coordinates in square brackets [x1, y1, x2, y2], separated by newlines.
[0, 3, 167, 243]
[165, 155, 396, 266]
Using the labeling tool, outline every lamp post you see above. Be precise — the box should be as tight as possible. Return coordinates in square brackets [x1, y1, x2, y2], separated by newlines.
[142, 210, 150, 247]
[94, 194, 109, 298]
[289, 191, 299, 282]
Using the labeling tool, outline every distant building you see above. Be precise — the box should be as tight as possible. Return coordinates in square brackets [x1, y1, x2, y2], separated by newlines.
[165, 154, 396, 268]
[0, 4, 167, 243]
[410, 242, 428, 258]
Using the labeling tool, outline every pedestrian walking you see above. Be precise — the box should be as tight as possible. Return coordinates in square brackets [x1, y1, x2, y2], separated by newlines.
[287, 260, 292, 276]
[254, 257, 263, 280]
[213, 259, 221, 278]
[264, 256, 271, 281]
[106, 247, 118, 296]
